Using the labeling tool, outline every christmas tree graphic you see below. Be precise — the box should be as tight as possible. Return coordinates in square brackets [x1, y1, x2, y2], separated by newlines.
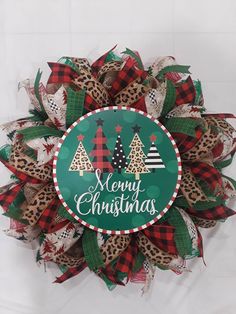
[126, 124, 150, 180]
[145, 134, 165, 172]
[90, 118, 113, 180]
[69, 134, 94, 176]
[112, 125, 128, 174]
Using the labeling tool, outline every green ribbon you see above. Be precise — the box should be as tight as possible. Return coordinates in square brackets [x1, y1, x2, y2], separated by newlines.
[194, 197, 225, 210]
[58, 204, 77, 223]
[36, 250, 42, 262]
[161, 79, 176, 117]
[105, 51, 122, 63]
[221, 174, 236, 190]
[66, 88, 85, 128]
[174, 194, 224, 210]
[3, 190, 29, 224]
[34, 69, 46, 113]
[132, 251, 145, 273]
[165, 117, 205, 137]
[194, 80, 203, 106]
[156, 263, 169, 270]
[173, 197, 189, 208]
[28, 109, 48, 122]
[214, 155, 234, 170]
[168, 207, 192, 258]
[58, 264, 68, 274]
[0, 144, 12, 161]
[58, 57, 80, 73]
[18, 126, 64, 142]
[82, 229, 104, 271]
[121, 48, 144, 70]
[99, 273, 117, 291]
[157, 65, 191, 80]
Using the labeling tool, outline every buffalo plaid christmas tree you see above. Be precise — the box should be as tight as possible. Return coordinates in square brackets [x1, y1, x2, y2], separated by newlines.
[69, 134, 94, 176]
[126, 125, 150, 180]
[90, 118, 113, 179]
[111, 125, 128, 174]
[145, 134, 165, 172]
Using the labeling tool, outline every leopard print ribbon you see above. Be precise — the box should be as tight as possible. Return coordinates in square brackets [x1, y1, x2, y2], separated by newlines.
[114, 77, 151, 106]
[180, 166, 208, 207]
[72, 68, 110, 106]
[53, 234, 131, 268]
[192, 216, 217, 228]
[22, 183, 57, 225]
[9, 144, 52, 182]
[97, 61, 121, 81]
[136, 232, 179, 268]
[182, 125, 221, 161]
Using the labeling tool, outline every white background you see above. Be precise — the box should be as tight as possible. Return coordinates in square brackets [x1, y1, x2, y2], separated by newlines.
[0, 0, 236, 313]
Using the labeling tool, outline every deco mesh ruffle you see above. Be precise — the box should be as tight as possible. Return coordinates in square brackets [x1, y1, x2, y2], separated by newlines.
[0, 47, 235, 291]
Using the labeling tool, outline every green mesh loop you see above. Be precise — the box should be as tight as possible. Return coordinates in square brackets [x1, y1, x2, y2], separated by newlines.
[132, 251, 145, 273]
[168, 207, 192, 257]
[82, 229, 104, 271]
[66, 88, 85, 128]
[165, 117, 205, 137]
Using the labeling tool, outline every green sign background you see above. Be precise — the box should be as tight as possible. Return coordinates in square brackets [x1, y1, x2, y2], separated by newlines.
[56, 109, 180, 232]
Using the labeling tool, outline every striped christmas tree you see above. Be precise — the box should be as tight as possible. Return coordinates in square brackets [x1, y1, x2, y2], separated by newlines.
[145, 134, 165, 172]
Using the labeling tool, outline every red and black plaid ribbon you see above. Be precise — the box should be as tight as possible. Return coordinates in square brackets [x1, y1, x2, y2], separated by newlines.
[143, 223, 178, 255]
[109, 58, 143, 97]
[115, 238, 138, 277]
[47, 62, 78, 84]
[100, 264, 125, 286]
[0, 183, 23, 211]
[0, 158, 43, 184]
[54, 261, 87, 283]
[172, 127, 203, 154]
[37, 199, 59, 232]
[190, 162, 223, 191]
[84, 94, 100, 111]
[186, 205, 235, 220]
[91, 45, 117, 77]
[175, 76, 196, 106]
[90, 127, 114, 173]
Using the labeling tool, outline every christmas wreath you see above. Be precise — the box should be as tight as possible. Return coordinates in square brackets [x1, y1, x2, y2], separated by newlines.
[0, 46, 235, 292]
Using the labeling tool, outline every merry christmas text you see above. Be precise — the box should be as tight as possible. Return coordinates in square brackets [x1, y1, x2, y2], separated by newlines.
[74, 169, 158, 218]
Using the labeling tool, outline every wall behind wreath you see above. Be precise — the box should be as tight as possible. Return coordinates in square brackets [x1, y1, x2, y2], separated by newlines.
[0, 0, 235, 314]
